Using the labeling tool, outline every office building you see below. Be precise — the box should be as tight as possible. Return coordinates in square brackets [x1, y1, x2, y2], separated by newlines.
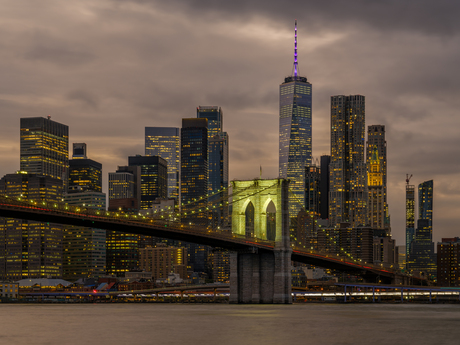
[145, 127, 180, 199]
[366, 125, 388, 224]
[367, 146, 385, 229]
[181, 118, 208, 223]
[405, 179, 416, 258]
[319, 155, 331, 220]
[20, 117, 69, 189]
[329, 95, 367, 228]
[305, 164, 321, 216]
[209, 249, 230, 283]
[128, 155, 168, 210]
[0, 172, 64, 280]
[197, 106, 229, 227]
[407, 180, 436, 278]
[63, 190, 106, 280]
[437, 238, 460, 287]
[139, 244, 187, 280]
[279, 21, 312, 221]
[181, 118, 209, 274]
[69, 143, 102, 193]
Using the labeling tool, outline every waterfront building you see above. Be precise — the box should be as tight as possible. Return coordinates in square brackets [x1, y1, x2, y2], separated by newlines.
[145, 127, 180, 199]
[63, 190, 106, 280]
[279, 21, 312, 223]
[20, 116, 69, 190]
[139, 244, 187, 280]
[0, 172, 64, 280]
[437, 238, 460, 287]
[407, 180, 436, 278]
[405, 181, 416, 258]
[329, 95, 367, 228]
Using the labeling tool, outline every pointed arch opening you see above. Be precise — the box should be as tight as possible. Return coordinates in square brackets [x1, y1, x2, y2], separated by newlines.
[266, 200, 276, 241]
[245, 202, 255, 238]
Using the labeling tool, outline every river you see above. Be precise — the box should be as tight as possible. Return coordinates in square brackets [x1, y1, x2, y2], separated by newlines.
[1, 303, 459, 344]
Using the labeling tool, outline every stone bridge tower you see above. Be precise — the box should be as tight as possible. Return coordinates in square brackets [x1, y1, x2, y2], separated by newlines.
[229, 179, 292, 304]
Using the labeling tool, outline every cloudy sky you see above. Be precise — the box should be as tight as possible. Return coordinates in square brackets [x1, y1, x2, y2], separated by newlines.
[1, 0, 459, 246]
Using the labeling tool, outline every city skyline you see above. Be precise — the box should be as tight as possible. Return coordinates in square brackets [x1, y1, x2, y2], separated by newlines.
[0, 1, 459, 247]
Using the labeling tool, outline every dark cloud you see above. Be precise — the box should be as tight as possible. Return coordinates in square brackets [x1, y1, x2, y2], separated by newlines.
[0, 0, 459, 246]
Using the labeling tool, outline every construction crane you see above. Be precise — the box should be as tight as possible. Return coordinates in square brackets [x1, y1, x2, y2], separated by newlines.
[406, 174, 413, 185]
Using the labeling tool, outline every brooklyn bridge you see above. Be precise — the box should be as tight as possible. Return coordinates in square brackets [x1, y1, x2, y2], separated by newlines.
[0, 178, 426, 303]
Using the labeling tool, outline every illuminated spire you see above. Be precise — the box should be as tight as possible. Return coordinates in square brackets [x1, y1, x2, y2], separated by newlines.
[293, 20, 298, 77]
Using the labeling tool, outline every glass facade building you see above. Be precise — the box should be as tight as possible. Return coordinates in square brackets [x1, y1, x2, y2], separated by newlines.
[329, 95, 367, 228]
[0, 172, 64, 280]
[405, 184, 416, 257]
[20, 117, 69, 190]
[145, 127, 180, 199]
[63, 191, 106, 280]
[279, 76, 312, 220]
[128, 155, 168, 210]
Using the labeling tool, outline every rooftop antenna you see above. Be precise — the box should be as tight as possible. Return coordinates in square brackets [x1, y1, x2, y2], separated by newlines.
[292, 20, 298, 77]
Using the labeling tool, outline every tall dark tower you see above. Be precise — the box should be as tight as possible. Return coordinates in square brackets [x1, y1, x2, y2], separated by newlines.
[279, 20, 312, 224]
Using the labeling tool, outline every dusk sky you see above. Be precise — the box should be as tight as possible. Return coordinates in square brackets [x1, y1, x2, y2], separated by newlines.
[1, 0, 459, 246]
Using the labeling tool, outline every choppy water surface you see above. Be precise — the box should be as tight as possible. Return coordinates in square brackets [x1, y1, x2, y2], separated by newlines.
[1, 303, 459, 345]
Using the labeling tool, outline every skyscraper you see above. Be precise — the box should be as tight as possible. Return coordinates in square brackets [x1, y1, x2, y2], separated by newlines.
[366, 125, 389, 226]
[145, 127, 180, 199]
[69, 143, 102, 193]
[181, 118, 209, 273]
[197, 106, 229, 227]
[319, 155, 331, 220]
[20, 116, 69, 189]
[405, 176, 416, 258]
[0, 172, 64, 280]
[408, 180, 436, 277]
[329, 95, 367, 227]
[128, 155, 168, 210]
[367, 146, 384, 229]
[279, 21, 312, 221]
[64, 144, 106, 280]
[181, 118, 208, 223]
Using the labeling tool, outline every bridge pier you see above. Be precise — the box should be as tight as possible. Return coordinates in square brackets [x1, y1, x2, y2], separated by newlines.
[229, 248, 292, 304]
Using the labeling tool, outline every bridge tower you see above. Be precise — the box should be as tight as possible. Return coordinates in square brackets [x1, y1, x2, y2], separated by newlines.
[229, 179, 292, 304]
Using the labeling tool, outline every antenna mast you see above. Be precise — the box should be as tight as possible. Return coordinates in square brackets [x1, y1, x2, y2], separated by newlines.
[293, 20, 298, 77]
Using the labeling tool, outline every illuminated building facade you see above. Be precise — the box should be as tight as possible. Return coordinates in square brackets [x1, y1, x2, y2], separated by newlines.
[181, 118, 209, 273]
[366, 125, 388, 224]
[305, 164, 321, 216]
[437, 238, 460, 287]
[181, 118, 208, 223]
[329, 95, 367, 228]
[209, 249, 230, 282]
[69, 143, 102, 193]
[279, 21, 312, 224]
[405, 183, 416, 258]
[107, 166, 141, 277]
[128, 155, 167, 210]
[20, 117, 69, 190]
[145, 127, 180, 199]
[408, 180, 436, 277]
[197, 106, 229, 227]
[139, 244, 187, 280]
[0, 172, 64, 280]
[319, 155, 331, 220]
[367, 146, 385, 229]
[63, 191, 106, 280]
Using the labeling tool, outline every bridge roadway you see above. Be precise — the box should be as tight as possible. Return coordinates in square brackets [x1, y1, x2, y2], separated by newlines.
[0, 196, 417, 283]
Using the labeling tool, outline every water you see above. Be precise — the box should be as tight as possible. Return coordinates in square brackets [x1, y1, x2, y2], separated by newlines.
[1, 303, 460, 344]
